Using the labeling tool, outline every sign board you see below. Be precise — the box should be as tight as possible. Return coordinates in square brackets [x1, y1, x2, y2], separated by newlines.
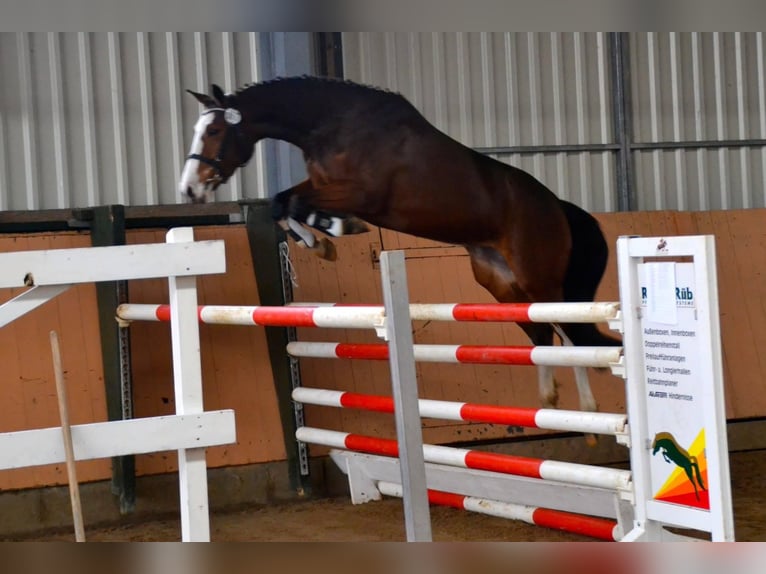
[617, 235, 734, 542]
[640, 262, 709, 510]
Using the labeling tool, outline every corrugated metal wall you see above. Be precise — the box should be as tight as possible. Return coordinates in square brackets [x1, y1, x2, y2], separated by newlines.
[631, 32, 766, 211]
[343, 32, 617, 212]
[343, 32, 766, 213]
[0, 32, 268, 209]
[2, 32, 766, 213]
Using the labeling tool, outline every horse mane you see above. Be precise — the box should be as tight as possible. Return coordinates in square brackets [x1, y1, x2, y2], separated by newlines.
[230, 75, 421, 122]
[234, 75, 401, 100]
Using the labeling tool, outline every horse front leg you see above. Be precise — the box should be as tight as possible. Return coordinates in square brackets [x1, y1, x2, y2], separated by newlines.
[272, 182, 337, 261]
[288, 181, 370, 238]
[272, 180, 370, 261]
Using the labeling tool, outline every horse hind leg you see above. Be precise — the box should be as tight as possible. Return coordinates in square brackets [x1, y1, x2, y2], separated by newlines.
[553, 325, 597, 414]
[520, 323, 559, 409]
[692, 458, 707, 493]
[683, 465, 701, 500]
[553, 325, 599, 447]
[467, 246, 560, 410]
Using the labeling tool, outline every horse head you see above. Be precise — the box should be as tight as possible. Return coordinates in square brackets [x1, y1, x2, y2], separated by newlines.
[179, 84, 254, 204]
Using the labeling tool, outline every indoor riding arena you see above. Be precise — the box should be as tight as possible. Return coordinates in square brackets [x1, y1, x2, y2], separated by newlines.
[1, 32, 766, 542]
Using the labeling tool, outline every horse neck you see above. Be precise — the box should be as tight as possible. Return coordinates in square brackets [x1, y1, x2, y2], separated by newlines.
[247, 122, 311, 149]
[240, 82, 341, 149]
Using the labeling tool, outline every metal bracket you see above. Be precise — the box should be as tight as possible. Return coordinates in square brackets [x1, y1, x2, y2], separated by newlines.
[608, 309, 624, 334]
[615, 422, 631, 448]
[374, 316, 388, 340]
[609, 355, 626, 379]
[618, 481, 636, 504]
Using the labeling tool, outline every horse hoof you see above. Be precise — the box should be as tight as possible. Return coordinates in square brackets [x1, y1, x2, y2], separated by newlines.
[343, 217, 370, 235]
[315, 237, 337, 261]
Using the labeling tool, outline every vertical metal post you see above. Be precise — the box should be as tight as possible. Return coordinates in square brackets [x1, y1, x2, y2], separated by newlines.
[315, 32, 344, 78]
[379, 251, 432, 542]
[244, 201, 312, 495]
[91, 204, 135, 514]
[610, 32, 636, 212]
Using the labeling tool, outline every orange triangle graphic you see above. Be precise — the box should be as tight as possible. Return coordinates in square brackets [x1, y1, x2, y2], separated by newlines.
[652, 429, 709, 510]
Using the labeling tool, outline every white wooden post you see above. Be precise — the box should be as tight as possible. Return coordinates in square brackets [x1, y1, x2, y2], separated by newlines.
[166, 227, 212, 542]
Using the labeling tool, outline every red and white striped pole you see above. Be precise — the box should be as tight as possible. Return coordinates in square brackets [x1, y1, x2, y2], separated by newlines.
[376, 481, 620, 541]
[292, 388, 626, 437]
[295, 427, 632, 492]
[287, 342, 621, 368]
[116, 301, 620, 328]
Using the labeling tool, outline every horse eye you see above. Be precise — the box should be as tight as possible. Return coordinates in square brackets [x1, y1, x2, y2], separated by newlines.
[207, 128, 221, 136]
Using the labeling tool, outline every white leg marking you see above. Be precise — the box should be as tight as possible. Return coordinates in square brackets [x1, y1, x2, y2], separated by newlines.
[287, 217, 316, 248]
[306, 212, 345, 237]
[326, 216, 344, 237]
[555, 325, 597, 413]
[537, 365, 557, 409]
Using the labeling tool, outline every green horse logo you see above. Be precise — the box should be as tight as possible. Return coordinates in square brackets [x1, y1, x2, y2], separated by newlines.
[651, 431, 707, 501]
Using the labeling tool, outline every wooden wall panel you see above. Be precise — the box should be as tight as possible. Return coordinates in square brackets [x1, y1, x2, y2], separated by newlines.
[700, 211, 766, 418]
[125, 226, 285, 476]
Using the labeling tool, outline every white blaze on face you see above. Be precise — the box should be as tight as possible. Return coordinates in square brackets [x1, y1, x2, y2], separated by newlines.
[178, 111, 216, 203]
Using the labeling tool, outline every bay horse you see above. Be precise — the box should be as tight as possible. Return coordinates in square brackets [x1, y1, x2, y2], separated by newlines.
[178, 76, 621, 427]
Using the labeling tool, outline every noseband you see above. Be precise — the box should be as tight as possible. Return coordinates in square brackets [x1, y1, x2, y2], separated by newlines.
[187, 107, 251, 182]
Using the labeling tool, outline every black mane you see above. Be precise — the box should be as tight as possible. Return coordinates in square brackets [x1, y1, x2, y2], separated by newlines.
[234, 75, 402, 101]
[228, 75, 426, 149]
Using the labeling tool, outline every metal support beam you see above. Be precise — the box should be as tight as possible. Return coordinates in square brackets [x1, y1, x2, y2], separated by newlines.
[91, 204, 135, 514]
[244, 200, 312, 497]
[610, 32, 636, 212]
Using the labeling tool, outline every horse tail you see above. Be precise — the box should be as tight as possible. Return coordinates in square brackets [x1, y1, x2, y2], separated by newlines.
[690, 456, 707, 491]
[558, 200, 622, 349]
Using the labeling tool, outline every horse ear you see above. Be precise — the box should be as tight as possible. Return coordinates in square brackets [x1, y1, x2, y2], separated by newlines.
[186, 89, 218, 108]
[211, 84, 226, 105]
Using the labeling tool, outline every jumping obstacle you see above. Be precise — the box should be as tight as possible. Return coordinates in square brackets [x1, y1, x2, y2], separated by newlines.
[376, 480, 620, 541]
[291, 388, 627, 439]
[118, 303, 632, 540]
[296, 427, 631, 492]
[118, 301, 620, 328]
[288, 237, 733, 542]
[0, 228, 236, 542]
[116, 235, 734, 542]
[286, 341, 622, 368]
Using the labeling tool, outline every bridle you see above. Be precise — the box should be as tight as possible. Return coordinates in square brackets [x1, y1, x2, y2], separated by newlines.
[186, 107, 252, 184]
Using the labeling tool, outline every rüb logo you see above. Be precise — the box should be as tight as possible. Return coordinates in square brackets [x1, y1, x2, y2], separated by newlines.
[641, 286, 695, 307]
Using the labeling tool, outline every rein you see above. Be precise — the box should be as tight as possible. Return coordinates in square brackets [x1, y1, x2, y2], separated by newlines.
[187, 107, 251, 178]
